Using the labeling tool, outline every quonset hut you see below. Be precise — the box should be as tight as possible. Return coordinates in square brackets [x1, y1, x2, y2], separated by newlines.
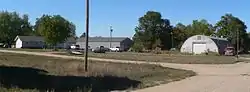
[180, 35, 231, 54]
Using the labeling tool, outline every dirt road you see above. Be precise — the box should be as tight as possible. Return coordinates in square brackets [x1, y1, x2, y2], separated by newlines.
[1, 50, 250, 92]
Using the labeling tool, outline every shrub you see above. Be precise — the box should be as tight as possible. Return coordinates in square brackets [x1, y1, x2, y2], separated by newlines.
[131, 42, 144, 52]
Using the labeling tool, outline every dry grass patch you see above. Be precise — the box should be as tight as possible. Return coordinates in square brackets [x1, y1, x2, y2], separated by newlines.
[56, 52, 238, 64]
[0, 52, 195, 92]
[0, 48, 64, 52]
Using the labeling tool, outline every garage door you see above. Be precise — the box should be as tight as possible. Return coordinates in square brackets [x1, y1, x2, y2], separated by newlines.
[193, 44, 206, 54]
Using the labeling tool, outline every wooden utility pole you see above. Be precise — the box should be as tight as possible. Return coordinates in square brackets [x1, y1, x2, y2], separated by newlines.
[236, 28, 239, 61]
[84, 0, 90, 72]
[110, 26, 113, 48]
[171, 32, 174, 48]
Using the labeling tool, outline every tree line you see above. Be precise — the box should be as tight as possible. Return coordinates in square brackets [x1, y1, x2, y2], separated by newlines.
[0, 11, 76, 48]
[132, 11, 250, 52]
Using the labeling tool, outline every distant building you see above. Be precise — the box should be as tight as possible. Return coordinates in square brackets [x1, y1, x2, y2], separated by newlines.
[180, 35, 231, 54]
[76, 37, 133, 51]
[14, 35, 76, 49]
[55, 37, 77, 49]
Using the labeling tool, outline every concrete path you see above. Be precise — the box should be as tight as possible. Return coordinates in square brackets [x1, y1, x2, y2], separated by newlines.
[1, 50, 250, 92]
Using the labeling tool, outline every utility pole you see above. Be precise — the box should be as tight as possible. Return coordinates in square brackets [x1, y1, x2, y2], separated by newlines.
[84, 0, 89, 72]
[236, 28, 239, 61]
[110, 26, 113, 48]
[171, 32, 174, 48]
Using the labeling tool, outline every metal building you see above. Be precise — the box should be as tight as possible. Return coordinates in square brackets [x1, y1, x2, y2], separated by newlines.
[76, 37, 133, 51]
[180, 35, 231, 54]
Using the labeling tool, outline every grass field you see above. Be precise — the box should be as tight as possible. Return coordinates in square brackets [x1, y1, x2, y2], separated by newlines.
[56, 52, 239, 64]
[0, 52, 195, 92]
[0, 48, 240, 64]
[0, 48, 65, 52]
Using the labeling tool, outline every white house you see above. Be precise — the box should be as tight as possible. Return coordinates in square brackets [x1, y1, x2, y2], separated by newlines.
[180, 35, 231, 54]
[15, 36, 44, 48]
[14, 35, 76, 49]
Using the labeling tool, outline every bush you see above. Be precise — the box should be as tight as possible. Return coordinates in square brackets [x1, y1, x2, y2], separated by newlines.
[151, 47, 162, 54]
[131, 42, 144, 52]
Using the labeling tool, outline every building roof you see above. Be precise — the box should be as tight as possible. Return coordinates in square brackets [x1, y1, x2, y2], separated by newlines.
[15, 36, 76, 42]
[15, 36, 44, 42]
[65, 37, 77, 42]
[209, 36, 228, 41]
[77, 37, 129, 42]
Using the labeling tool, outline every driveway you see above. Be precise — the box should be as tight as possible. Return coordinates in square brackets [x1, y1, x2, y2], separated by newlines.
[1, 50, 250, 92]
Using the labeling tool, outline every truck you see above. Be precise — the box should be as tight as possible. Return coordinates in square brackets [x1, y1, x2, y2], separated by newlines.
[224, 46, 235, 56]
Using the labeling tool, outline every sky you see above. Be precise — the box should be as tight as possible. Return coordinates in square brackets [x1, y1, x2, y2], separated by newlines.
[0, 0, 249, 38]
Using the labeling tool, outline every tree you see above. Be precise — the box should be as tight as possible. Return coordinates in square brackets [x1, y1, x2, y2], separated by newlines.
[20, 14, 33, 36]
[35, 16, 76, 38]
[186, 19, 215, 36]
[172, 23, 189, 49]
[0, 11, 33, 47]
[35, 15, 74, 48]
[132, 11, 172, 51]
[215, 13, 248, 52]
[68, 22, 77, 38]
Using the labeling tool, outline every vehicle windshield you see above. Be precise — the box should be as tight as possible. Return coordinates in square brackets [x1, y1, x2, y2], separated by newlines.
[226, 47, 234, 50]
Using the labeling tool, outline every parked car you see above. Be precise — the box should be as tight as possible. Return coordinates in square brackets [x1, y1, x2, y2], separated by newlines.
[224, 46, 235, 56]
[110, 47, 120, 52]
[70, 44, 80, 50]
[93, 46, 106, 53]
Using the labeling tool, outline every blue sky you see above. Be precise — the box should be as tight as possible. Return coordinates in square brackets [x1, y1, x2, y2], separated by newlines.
[0, 0, 249, 38]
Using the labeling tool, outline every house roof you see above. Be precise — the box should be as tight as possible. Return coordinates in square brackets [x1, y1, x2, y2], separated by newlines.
[77, 37, 129, 42]
[15, 36, 76, 42]
[15, 36, 44, 42]
[65, 37, 77, 42]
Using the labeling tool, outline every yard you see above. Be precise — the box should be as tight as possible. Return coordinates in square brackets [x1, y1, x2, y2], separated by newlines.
[57, 52, 239, 64]
[0, 52, 195, 92]
[0, 48, 64, 52]
[0, 48, 240, 64]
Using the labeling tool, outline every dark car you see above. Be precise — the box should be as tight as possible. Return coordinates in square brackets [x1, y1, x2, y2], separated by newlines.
[93, 46, 106, 53]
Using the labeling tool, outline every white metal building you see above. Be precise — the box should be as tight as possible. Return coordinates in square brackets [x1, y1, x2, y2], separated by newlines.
[180, 35, 231, 54]
[76, 37, 133, 51]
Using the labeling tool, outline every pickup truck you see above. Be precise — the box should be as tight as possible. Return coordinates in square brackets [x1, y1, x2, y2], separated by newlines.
[110, 47, 120, 52]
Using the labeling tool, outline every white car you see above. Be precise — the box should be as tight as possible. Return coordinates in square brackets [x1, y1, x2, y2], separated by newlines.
[70, 45, 80, 49]
[110, 47, 120, 52]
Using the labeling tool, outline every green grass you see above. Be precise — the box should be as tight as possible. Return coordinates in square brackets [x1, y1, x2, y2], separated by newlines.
[0, 52, 195, 92]
[55, 52, 239, 64]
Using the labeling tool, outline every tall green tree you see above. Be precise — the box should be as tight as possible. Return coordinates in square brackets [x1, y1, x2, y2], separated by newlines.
[215, 13, 248, 51]
[68, 22, 77, 38]
[35, 15, 74, 48]
[132, 11, 172, 50]
[0, 11, 33, 47]
[20, 14, 33, 35]
[172, 23, 189, 49]
[186, 19, 215, 36]
[34, 16, 76, 38]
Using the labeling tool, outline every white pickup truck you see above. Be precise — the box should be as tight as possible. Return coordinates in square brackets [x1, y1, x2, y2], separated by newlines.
[110, 47, 120, 52]
[70, 45, 80, 49]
